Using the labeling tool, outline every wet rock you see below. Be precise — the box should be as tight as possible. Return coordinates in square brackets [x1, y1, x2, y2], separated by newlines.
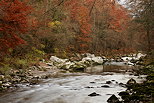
[115, 58, 123, 62]
[2, 82, 12, 88]
[107, 94, 120, 103]
[118, 91, 130, 101]
[90, 82, 95, 84]
[130, 59, 137, 63]
[88, 92, 101, 96]
[85, 86, 94, 88]
[134, 73, 139, 76]
[127, 78, 136, 85]
[101, 85, 110, 88]
[119, 83, 126, 87]
[106, 81, 112, 84]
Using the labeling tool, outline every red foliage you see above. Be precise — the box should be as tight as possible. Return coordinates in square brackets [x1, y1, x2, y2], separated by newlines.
[65, 0, 92, 53]
[109, 4, 129, 32]
[0, 0, 32, 53]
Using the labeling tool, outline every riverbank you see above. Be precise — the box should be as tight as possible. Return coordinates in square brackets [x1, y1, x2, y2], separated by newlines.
[109, 54, 154, 103]
[0, 53, 147, 94]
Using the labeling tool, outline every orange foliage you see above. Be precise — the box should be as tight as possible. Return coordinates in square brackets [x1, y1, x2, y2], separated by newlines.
[109, 4, 129, 32]
[65, 0, 92, 53]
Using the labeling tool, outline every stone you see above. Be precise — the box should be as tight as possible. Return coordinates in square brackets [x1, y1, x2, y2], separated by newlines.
[85, 86, 94, 88]
[101, 85, 110, 88]
[107, 94, 120, 103]
[88, 92, 101, 96]
[0, 75, 4, 81]
[106, 81, 112, 84]
[119, 83, 126, 87]
[118, 91, 129, 97]
[127, 78, 136, 85]
[90, 82, 95, 84]
[70, 62, 86, 72]
[2, 82, 12, 87]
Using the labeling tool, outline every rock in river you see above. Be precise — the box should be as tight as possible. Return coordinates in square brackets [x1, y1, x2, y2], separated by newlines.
[88, 92, 101, 97]
[107, 94, 120, 103]
[127, 78, 136, 85]
[101, 85, 110, 88]
[106, 81, 112, 84]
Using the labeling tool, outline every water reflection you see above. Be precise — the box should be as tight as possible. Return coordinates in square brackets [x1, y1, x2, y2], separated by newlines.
[86, 62, 134, 74]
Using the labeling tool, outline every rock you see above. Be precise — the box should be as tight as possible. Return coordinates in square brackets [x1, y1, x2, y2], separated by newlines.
[0, 81, 2, 86]
[90, 82, 95, 84]
[85, 86, 94, 88]
[46, 62, 53, 66]
[130, 59, 137, 63]
[101, 85, 110, 88]
[0, 75, 4, 81]
[107, 94, 120, 103]
[127, 78, 136, 85]
[70, 57, 78, 62]
[29, 66, 38, 70]
[119, 83, 126, 87]
[106, 81, 112, 84]
[2, 82, 12, 88]
[82, 53, 104, 65]
[118, 91, 130, 100]
[88, 92, 101, 96]
[60, 61, 75, 70]
[115, 58, 123, 62]
[30, 79, 39, 85]
[50, 56, 68, 64]
[134, 73, 139, 76]
[70, 62, 86, 72]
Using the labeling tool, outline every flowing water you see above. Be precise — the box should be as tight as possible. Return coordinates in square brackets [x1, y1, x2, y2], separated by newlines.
[0, 62, 146, 103]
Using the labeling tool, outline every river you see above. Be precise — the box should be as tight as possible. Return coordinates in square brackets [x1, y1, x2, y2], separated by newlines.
[0, 62, 146, 103]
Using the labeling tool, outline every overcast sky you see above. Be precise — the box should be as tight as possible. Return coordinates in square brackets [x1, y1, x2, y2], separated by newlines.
[118, 0, 126, 5]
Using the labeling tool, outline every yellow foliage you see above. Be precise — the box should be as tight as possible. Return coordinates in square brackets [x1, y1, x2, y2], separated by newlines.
[48, 21, 61, 28]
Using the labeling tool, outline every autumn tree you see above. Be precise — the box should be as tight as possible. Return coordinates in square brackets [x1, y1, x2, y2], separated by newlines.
[65, 0, 92, 53]
[0, 0, 32, 55]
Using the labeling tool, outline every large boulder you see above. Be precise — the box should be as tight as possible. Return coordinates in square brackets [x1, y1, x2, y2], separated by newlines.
[82, 53, 104, 65]
[49, 54, 106, 71]
[50, 56, 68, 64]
[60, 61, 75, 70]
[121, 53, 146, 62]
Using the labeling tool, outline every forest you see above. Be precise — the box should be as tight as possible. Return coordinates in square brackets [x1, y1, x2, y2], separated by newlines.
[0, 0, 154, 103]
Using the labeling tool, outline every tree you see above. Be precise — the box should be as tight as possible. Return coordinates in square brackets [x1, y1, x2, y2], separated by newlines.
[0, 0, 32, 54]
[65, 0, 92, 53]
[126, 0, 154, 52]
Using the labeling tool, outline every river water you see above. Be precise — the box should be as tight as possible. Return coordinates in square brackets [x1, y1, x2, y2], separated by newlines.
[0, 62, 145, 103]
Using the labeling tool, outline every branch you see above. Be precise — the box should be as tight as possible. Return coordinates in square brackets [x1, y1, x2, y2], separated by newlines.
[89, 0, 97, 16]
